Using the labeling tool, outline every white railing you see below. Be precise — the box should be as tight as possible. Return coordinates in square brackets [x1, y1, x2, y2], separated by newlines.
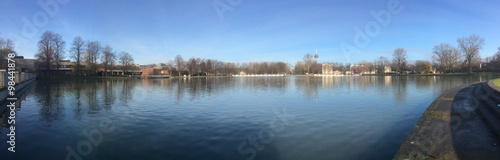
[0, 70, 37, 88]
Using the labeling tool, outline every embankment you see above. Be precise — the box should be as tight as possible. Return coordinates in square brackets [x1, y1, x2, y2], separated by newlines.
[394, 80, 500, 159]
[0, 71, 36, 104]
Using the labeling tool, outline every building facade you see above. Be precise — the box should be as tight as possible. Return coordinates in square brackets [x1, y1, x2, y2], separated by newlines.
[322, 63, 342, 75]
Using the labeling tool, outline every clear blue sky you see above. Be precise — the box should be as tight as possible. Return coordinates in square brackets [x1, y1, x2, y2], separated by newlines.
[1, 0, 499, 65]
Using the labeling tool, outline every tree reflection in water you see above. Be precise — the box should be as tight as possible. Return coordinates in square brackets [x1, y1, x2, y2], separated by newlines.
[33, 79, 140, 124]
[295, 76, 321, 100]
[34, 80, 65, 127]
[28, 75, 497, 127]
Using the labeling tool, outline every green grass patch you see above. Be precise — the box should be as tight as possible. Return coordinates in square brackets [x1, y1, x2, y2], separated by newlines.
[494, 79, 500, 87]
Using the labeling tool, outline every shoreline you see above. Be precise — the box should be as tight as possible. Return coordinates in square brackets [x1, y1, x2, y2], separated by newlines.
[36, 76, 134, 80]
[362, 72, 500, 76]
[34, 72, 500, 80]
[393, 81, 500, 159]
[0, 78, 36, 104]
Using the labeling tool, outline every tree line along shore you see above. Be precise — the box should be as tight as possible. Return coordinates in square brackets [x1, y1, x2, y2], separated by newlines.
[1, 31, 499, 77]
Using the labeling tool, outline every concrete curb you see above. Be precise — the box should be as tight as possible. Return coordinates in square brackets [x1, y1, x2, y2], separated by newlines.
[0, 78, 36, 104]
[393, 82, 500, 160]
[487, 80, 500, 95]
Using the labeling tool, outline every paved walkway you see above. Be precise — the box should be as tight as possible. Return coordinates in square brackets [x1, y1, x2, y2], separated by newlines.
[394, 83, 500, 160]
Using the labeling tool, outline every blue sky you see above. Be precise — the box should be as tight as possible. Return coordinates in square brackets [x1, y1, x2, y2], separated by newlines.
[1, 0, 499, 65]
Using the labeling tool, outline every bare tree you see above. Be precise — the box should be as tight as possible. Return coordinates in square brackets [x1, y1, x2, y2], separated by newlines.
[392, 48, 408, 74]
[276, 62, 289, 74]
[293, 61, 306, 75]
[119, 52, 134, 74]
[52, 34, 65, 72]
[303, 53, 315, 75]
[497, 47, 500, 58]
[36, 31, 65, 74]
[36, 31, 54, 72]
[165, 59, 176, 74]
[199, 59, 207, 74]
[237, 61, 290, 75]
[415, 60, 433, 74]
[494, 47, 500, 63]
[174, 54, 184, 76]
[193, 58, 203, 75]
[110, 53, 117, 70]
[457, 34, 484, 74]
[310, 61, 322, 74]
[206, 59, 213, 75]
[221, 61, 237, 75]
[359, 61, 375, 74]
[70, 36, 85, 75]
[484, 47, 500, 72]
[407, 63, 416, 73]
[101, 45, 116, 76]
[0, 37, 15, 68]
[85, 41, 101, 75]
[214, 60, 224, 75]
[432, 43, 461, 73]
[187, 57, 198, 75]
[374, 56, 390, 74]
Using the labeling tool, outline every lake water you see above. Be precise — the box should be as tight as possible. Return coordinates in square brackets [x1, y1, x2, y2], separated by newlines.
[1, 75, 499, 160]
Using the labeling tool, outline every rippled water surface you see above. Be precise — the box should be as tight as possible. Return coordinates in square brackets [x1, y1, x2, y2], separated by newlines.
[1, 75, 499, 160]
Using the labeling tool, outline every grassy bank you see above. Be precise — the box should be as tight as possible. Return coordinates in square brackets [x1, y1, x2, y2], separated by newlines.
[494, 79, 500, 87]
